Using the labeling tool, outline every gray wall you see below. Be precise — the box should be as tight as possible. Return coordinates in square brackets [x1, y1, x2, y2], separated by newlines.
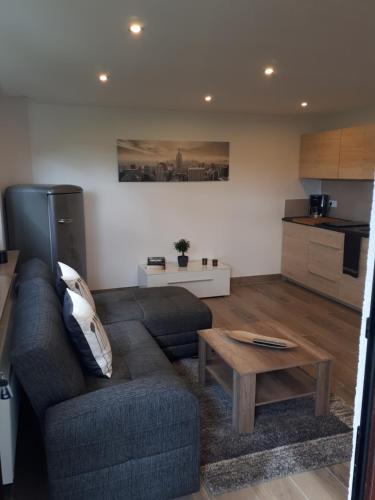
[312, 105, 375, 131]
[322, 180, 373, 223]
[0, 97, 32, 248]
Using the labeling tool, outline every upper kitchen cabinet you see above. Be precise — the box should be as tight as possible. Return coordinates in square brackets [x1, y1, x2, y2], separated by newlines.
[299, 124, 375, 180]
[339, 125, 375, 180]
[299, 129, 341, 179]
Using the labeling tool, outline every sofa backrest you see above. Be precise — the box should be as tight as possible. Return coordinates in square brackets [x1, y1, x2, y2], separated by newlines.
[11, 277, 86, 420]
[15, 257, 54, 290]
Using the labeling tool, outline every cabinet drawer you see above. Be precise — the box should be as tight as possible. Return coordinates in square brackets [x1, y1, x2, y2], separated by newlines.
[308, 241, 343, 281]
[309, 227, 344, 249]
[145, 269, 231, 298]
[307, 271, 339, 297]
[166, 278, 230, 298]
[283, 222, 309, 239]
[339, 275, 364, 309]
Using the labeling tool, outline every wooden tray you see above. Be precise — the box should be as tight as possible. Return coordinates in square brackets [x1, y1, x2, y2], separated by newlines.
[226, 330, 297, 349]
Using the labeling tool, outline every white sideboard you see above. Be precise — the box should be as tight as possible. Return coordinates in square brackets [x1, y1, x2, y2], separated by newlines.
[138, 260, 231, 298]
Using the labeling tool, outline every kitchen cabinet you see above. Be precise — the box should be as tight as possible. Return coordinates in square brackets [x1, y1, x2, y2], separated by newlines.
[338, 238, 368, 309]
[281, 222, 367, 309]
[299, 130, 341, 179]
[339, 125, 375, 180]
[299, 124, 375, 180]
[307, 228, 343, 298]
[281, 222, 309, 283]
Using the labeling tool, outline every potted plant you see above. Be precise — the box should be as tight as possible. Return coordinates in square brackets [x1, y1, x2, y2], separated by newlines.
[174, 238, 190, 267]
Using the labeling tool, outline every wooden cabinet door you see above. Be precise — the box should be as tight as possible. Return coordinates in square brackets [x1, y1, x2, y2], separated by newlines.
[299, 130, 341, 179]
[338, 238, 368, 309]
[365, 124, 375, 180]
[339, 125, 375, 180]
[281, 223, 309, 283]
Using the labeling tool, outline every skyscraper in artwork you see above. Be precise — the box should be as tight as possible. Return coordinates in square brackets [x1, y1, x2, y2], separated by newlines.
[176, 148, 184, 173]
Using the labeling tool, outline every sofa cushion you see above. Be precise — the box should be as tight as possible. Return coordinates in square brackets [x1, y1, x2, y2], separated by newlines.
[15, 258, 53, 290]
[94, 288, 144, 324]
[57, 261, 96, 310]
[11, 278, 86, 419]
[95, 286, 212, 336]
[45, 372, 199, 483]
[86, 320, 173, 392]
[63, 290, 112, 378]
[135, 286, 212, 336]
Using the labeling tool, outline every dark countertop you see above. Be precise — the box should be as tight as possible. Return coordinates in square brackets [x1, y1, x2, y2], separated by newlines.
[282, 217, 370, 238]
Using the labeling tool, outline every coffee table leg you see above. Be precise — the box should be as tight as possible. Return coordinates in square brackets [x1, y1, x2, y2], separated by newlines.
[315, 360, 332, 416]
[233, 371, 256, 433]
[198, 337, 207, 385]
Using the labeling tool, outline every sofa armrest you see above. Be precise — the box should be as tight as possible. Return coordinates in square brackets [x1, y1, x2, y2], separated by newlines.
[44, 373, 199, 479]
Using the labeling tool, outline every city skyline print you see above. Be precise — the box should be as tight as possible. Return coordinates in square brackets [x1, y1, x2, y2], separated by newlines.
[117, 139, 230, 182]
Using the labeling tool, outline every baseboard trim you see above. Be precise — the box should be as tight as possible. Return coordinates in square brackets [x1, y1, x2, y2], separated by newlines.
[231, 274, 282, 286]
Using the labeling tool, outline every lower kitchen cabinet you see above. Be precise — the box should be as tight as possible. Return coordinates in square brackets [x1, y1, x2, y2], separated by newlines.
[281, 222, 368, 309]
[281, 223, 309, 283]
[338, 238, 368, 308]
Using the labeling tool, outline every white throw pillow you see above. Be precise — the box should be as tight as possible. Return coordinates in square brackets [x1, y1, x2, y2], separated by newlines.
[63, 289, 112, 378]
[57, 261, 96, 310]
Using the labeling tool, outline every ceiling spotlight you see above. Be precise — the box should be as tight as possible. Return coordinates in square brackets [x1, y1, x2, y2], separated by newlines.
[129, 23, 143, 34]
[301, 101, 309, 108]
[98, 73, 109, 83]
[204, 95, 213, 102]
[264, 66, 275, 76]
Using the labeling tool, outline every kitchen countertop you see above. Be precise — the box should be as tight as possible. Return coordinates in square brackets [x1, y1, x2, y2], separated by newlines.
[282, 217, 370, 238]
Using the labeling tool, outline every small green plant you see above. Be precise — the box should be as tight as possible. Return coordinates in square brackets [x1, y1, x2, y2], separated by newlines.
[174, 238, 190, 255]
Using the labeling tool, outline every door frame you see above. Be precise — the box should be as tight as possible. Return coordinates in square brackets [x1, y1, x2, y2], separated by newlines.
[352, 263, 375, 499]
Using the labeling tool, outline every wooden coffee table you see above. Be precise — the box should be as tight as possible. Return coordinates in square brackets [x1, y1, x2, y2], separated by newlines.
[198, 321, 333, 434]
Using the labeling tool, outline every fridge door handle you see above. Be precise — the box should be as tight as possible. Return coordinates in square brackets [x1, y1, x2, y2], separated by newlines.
[57, 218, 73, 224]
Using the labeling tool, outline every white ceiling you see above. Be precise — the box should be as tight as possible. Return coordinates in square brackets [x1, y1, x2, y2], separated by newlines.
[1, 0, 375, 114]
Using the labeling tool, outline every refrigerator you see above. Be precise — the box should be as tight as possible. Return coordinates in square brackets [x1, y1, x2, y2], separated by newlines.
[4, 184, 86, 278]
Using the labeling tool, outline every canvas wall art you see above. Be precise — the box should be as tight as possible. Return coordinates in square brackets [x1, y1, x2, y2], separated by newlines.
[117, 139, 229, 182]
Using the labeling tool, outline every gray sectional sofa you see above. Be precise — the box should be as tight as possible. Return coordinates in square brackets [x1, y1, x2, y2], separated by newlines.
[11, 259, 212, 500]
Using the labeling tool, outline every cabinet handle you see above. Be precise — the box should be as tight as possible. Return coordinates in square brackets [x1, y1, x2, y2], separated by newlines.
[58, 218, 73, 224]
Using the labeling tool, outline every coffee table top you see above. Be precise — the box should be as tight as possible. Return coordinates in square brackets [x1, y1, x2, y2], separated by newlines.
[198, 321, 333, 376]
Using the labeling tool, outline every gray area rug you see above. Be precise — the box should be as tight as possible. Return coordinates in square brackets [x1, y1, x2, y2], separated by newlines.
[174, 358, 353, 496]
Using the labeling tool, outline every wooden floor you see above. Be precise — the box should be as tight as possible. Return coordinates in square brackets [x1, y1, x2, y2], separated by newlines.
[183, 278, 361, 500]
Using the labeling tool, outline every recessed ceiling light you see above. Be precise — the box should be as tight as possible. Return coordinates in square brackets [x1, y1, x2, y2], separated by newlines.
[98, 73, 109, 83]
[129, 23, 143, 34]
[204, 95, 213, 102]
[264, 66, 275, 76]
[301, 101, 309, 108]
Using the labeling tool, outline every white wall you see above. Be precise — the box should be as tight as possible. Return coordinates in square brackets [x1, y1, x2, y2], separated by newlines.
[313, 105, 375, 131]
[28, 103, 319, 289]
[0, 97, 32, 248]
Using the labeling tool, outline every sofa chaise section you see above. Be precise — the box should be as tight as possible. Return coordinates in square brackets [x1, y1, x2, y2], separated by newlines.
[17, 258, 213, 360]
[95, 286, 212, 359]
